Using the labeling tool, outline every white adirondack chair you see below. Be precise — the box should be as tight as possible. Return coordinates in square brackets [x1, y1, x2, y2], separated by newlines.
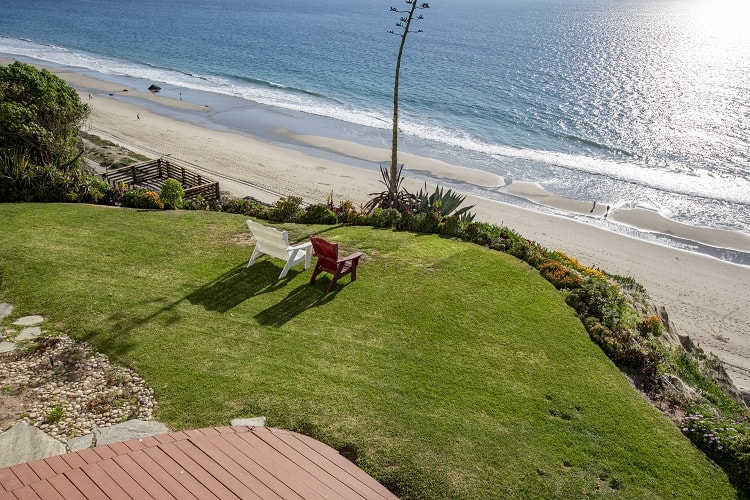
[246, 220, 312, 279]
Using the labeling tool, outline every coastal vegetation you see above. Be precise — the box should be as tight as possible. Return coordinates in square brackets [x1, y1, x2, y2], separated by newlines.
[0, 62, 104, 204]
[0, 203, 738, 498]
[2, 61, 749, 496]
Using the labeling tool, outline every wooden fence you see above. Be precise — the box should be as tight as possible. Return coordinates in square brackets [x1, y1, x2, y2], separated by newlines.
[102, 157, 220, 202]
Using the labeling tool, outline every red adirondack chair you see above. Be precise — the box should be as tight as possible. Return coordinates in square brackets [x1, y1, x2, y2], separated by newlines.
[309, 236, 363, 293]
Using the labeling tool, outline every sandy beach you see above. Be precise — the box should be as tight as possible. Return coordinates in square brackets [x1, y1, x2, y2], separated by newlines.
[7, 58, 750, 398]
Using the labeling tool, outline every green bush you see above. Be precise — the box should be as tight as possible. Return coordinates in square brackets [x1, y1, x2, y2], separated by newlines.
[370, 208, 401, 228]
[77, 176, 111, 204]
[122, 188, 164, 209]
[301, 204, 338, 224]
[0, 153, 77, 203]
[334, 199, 358, 224]
[160, 178, 184, 209]
[268, 196, 303, 222]
[221, 198, 269, 218]
[683, 412, 750, 492]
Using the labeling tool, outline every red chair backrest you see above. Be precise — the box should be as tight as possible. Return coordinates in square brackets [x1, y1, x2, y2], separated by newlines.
[310, 237, 339, 272]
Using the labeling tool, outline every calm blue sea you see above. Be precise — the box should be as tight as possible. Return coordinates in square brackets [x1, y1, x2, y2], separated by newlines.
[2, 0, 749, 245]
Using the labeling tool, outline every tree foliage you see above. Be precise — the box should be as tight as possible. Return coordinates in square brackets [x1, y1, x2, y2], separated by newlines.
[0, 61, 89, 168]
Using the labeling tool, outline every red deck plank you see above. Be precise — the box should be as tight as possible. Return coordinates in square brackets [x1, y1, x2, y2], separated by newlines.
[103, 441, 130, 457]
[173, 438, 268, 499]
[0, 468, 23, 493]
[71, 448, 99, 466]
[126, 449, 199, 499]
[28, 480, 65, 500]
[280, 431, 395, 499]
[59, 452, 87, 470]
[109, 454, 168, 499]
[79, 463, 131, 500]
[235, 431, 331, 499]
[190, 434, 291, 499]
[153, 441, 239, 499]
[254, 431, 355, 499]
[7, 484, 40, 499]
[6, 464, 38, 488]
[91, 446, 116, 462]
[46, 475, 86, 500]
[94, 459, 152, 500]
[62, 469, 107, 500]
[25, 461, 56, 481]
[40, 456, 70, 475]
[141, 445, 218, 499]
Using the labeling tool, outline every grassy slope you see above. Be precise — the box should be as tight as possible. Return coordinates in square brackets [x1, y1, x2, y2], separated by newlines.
[0, 203, 736, 498]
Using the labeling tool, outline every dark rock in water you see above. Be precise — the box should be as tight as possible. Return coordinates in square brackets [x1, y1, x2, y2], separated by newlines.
[148, 84, 161, 92]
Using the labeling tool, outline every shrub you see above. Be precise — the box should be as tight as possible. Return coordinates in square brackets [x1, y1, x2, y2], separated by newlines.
[334, 199, 358, 224]
[637, 315, 663, 337]
[538, 260, 582, 290]
[74, 175, 111, 204]
[160, 178, 184, 209]
[683, 411, 750, 491]
[0, 153, 76, 203]
[301, 204, 339, 224]
[122, 188, 163, 209]
[438, 215, 461, 237]
[268, 196, 303, 222]
[221, 198, 269, 218]
[137, 190, 164, 209]
[121, 188, 144, 208]
[370, 208, 401, 228]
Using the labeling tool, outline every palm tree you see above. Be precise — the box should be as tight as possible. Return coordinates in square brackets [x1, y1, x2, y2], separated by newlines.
[366, 1, 429, 213]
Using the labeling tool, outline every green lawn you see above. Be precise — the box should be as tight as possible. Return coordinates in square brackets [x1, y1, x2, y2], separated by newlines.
[0, 203, 736, 498]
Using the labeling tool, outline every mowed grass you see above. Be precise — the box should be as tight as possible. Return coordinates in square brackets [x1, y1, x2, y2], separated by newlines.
[0, 203, 736, 498]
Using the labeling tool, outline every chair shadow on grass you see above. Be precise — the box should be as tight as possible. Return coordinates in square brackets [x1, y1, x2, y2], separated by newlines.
[186, 261, 293, 312]
[89, 261, 300, 355]
[254, 284, 335, 327]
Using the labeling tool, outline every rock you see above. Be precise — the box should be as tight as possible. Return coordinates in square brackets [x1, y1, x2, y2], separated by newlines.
[662, 374, 701, 405]
[147, 84, 161, 92]
[0, 422, 66, 468]
[16, 326, 42, 341]
[0, 303, 13, 322]
[94, 419, 170, 446]
[12, 315, 44, 327]
[67, 434, 94, 452]
[653, 303, 745, 405]
[0, 341, 15, 353]
[231, 417, 267, 427]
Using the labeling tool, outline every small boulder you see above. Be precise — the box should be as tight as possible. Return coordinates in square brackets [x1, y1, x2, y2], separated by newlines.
[94, 419, 170, 446]
[0, 303, 13, 321]
[148, 84, 161, 92]
[0, 422, 66, 468]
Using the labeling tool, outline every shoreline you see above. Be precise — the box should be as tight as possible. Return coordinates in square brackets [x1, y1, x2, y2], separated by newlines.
[5, 57, 750, 397]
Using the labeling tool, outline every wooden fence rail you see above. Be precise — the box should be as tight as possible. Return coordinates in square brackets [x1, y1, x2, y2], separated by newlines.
[102, 158, 220, 202]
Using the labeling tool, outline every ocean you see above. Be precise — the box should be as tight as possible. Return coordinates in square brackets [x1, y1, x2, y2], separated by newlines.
[1, 0, 749, 258]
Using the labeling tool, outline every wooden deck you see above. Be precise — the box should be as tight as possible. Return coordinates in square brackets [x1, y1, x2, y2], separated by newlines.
[0, 426, 397, 499]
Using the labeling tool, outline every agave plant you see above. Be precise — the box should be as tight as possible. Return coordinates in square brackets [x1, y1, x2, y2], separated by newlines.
[364, 163, 416, 213]
[413, 183, 475, 219]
